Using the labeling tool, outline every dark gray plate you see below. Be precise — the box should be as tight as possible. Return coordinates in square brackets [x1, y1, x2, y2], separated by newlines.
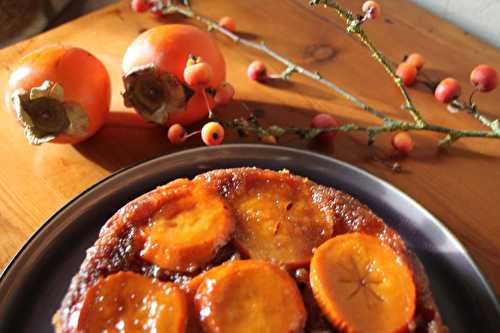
[0, 144, 498, 332]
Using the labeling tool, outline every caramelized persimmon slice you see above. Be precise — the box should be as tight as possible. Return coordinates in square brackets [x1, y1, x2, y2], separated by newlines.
[140, 179, 234, 272]
[310, 233, 416, 333]
[78, 271, 187, 333]
[195, 260, 306, 333]
[230, 175, 333, 267]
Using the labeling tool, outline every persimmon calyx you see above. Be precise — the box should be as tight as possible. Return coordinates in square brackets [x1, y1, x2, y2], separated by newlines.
[11, 80, 88, 145]
[122, 64, 193, 125]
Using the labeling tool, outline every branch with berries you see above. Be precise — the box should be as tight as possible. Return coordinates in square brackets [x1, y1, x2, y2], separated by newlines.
[132, 0, 500, 153]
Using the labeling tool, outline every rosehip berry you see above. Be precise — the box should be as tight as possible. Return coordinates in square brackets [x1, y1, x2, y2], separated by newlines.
[214, 82, 235, 105]
[311, 113, 341, 144]
[362, 1, 381, 20]
[131, 0, 150, 13]
[261, 135, 277, 144]
[167, 124, 187, 144]
[184, 62, 213, 89]
[201, 122, 224, 145]
[219, 16, 236, 33]
[470, 64, 498, 92]
[434, 78, 461, 103]
[247, 60, 268, 82]
[396, 62, 418, 87]
[405, 53, 425, 70]
[391, 132, 414, 154]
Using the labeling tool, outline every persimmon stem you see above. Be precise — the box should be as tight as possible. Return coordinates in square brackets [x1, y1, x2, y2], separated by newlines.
[149, 0, 500, 146]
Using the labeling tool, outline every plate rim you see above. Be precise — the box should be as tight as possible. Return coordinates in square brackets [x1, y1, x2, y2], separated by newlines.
[1, 144, 498, 311]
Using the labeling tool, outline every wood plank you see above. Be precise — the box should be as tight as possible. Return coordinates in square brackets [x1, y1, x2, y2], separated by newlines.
[0, 0, 499, 294]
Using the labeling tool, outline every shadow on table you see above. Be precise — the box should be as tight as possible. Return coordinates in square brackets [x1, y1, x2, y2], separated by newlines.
[73, 99, 500, 173]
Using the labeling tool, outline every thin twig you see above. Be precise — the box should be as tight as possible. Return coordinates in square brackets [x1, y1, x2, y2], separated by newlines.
[309, 0, 425, 127]
[148, 0, 500, 146]
[158, 2, 389, 122]
[450, 99, 498, 131]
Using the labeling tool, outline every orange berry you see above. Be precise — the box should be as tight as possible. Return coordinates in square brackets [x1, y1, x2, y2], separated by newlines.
[201, 122, 224, 145]
[214, 82, 235, 105]
[261, 135, 277, 144]
[167, 124, 187, 144]
[470, 64, 498, 92]
[183, 62, 213, 88]
[405, 53, 425, 70]
[247, 60, 268, 82]
[396, 62, 418, 87]
[434, 78, 461, 103]
[391, 132, 414, 154]
[362, 1, 381, 19]
[218, 16, 236, 33]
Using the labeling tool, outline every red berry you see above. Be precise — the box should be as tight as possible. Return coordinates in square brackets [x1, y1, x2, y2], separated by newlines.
[184, 62, 213, 89]
[362, 1, 381, 19]
[201, 122, 224, 146]
[396, 62, 418, 87]
[167, 124, 186, 144]
[219, 16, 236, 33]
[131, 0, 150, 13]
[214, 82, 235, 105]
[391, 132, 413, 154]
[311, 113, 341, 144]
[405, 53, 425, 70]
[470, 64, 498, 92]
[247, 60, 267, 82]
[434, 78, 461, 103]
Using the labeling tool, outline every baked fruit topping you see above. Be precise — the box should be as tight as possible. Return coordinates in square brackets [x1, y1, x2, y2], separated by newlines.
[139, 179, 234, 272]
[310, 233, 416, 333]
[77, 271, 188, 333]
[228, 171, 333, 268]
[194, 260, 307, 333]
[54, 168, 444, 333]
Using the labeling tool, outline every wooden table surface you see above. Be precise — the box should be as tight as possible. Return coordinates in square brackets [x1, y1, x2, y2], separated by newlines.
[0, 0, 499, 293]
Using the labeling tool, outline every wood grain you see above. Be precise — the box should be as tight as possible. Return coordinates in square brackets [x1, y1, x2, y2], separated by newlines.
[0, 0, 499, 294]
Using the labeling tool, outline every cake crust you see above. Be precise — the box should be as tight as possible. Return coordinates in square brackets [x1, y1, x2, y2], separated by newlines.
[54, 167, 445, 333]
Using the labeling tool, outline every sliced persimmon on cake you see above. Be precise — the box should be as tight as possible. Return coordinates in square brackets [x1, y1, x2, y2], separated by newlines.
[198, 168, 335, 268]
[78, 271, 188, 332]
[139, 178, 234, 272]
[54, 168, 446, 333]
[194, 260, 306, 333]
[310, 233, 416, 333]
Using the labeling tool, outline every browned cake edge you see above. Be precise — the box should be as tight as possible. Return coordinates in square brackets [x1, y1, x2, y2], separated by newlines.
[53, 167, 446, 333]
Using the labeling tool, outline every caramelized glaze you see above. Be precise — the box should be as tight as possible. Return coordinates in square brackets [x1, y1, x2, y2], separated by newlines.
[54, 168, 445, 333]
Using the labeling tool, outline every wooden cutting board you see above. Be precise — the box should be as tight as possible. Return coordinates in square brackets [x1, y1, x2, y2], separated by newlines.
[0, 0, 499, 293]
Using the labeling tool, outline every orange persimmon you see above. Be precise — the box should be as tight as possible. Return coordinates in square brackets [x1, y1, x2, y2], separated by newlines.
[310, 233, 416, 333]
[230, 173, 333, 268]
[139, 179, 234, 272]
[195, 260, 307, 333]
[122, 24, 226, 126]
[6, 45, 111, 145]
[78, 271, 188, 333]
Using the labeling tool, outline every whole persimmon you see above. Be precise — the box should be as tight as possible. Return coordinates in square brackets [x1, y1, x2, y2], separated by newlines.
[6, 45, 111, 144]
[122, 24, 226, 126]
